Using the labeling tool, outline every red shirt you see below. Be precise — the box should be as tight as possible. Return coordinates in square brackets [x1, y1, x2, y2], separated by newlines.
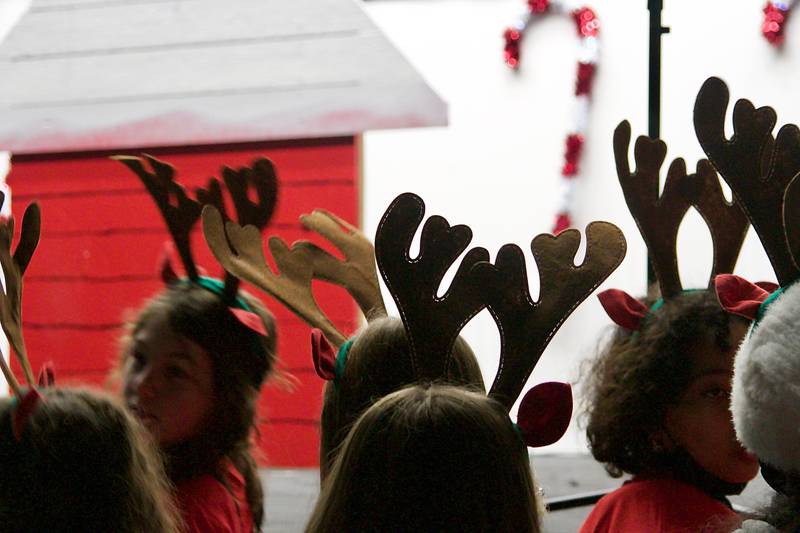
[579, 477, 741, 533]
[175, 459, 254, 533]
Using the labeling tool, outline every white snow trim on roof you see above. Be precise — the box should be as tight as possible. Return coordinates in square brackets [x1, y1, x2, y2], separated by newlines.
[732, 281, 800, 473]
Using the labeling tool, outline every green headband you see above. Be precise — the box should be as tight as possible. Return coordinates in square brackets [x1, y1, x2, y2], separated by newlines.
[177, 276, 268, 360]
[332, 338, 354, 387]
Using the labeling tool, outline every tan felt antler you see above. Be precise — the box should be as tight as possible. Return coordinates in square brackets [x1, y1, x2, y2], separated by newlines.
[299, 209, 386, 320]
[473, 222, 626, 411]
[202, 205, 347, 346]
[694, 77, 800, 285]
[0, 202, 41, 395]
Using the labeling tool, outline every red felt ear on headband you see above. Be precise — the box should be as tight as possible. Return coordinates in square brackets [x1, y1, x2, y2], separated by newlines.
[230, 308, 268, 337]
[516, 382, 572, 448]
[311, 328, 337, 381]
[755, 281, 779, 294]
[715, 274, 773, 320]
[159, 242, 180, 284]
[12, 388, 42, 441]
[597, 288, 648, 331]
[37, 361, 55, 388]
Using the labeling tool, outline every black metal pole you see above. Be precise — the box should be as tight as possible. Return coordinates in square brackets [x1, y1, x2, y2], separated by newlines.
[646, 0, 669, 296]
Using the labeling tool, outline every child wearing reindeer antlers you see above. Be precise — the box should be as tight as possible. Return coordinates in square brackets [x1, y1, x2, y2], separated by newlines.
[306, 384, 542, 532]
[0, 200, 180, 532]
[113, 156, 279, 533]
[204, 191, 627, 530]
[201, 201, 485, 478]
[579, 118, 760, 533]
[694, 77, 800, 533]
[1, 388, 182, 533]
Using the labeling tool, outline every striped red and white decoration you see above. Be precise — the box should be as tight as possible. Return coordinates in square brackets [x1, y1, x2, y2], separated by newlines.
[503, 0, 599, 234]
[763, 1, 795, 46]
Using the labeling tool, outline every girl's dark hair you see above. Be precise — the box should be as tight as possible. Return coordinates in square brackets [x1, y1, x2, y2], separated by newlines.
[318, 316, 485, 478]
[0, 387, 180, 533]
[307, 384, 540, 533]
[120, 283, 278, 530]
[583, 289, 742, 478]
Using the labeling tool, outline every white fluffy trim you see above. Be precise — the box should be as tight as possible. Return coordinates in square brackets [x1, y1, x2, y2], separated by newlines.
[733, 519, 779, 533]
[732, 281, 800, 472]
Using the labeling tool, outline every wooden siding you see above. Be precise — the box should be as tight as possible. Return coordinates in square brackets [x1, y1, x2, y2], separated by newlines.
[8, 137, 359, 467]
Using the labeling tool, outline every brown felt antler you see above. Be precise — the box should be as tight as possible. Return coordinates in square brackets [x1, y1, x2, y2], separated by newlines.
[694, 77, 800, 285]
[299, 209, 387, 320]
[692, 159, 750, 282]
[0, 196, 40, 396]
[472, 222, 626, 410]
[615, 121, 693, 298]
[202, 205, 348, 347]
[219, 158, 279, 302]
[374, 193, 489, 381]
[614, 120, 749, 298]
[784, 173, 800, 264]
[114, 155, 222, 282]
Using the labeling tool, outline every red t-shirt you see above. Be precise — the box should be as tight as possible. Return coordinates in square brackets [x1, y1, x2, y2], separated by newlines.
[175, 459, 254, 533]
[579, 477, 742, 533]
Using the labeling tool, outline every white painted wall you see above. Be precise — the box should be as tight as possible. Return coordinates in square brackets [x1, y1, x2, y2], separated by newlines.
[359, 0, 789, 453]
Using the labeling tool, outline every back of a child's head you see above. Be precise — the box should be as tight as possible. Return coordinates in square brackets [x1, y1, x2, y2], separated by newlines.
[120, 281, 277, 527]
[308, 383, 540, 533]
[318, 316, 485, 476]
[584, 289, 742, 477]
[0, 387, 179, 533]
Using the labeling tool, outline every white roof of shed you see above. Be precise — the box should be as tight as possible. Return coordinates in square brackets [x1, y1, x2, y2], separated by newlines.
[0, 0, 447, 154]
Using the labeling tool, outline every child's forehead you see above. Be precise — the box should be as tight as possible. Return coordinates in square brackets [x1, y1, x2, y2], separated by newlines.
[134, 312, 203, 357]
[687, 337, 736, 377]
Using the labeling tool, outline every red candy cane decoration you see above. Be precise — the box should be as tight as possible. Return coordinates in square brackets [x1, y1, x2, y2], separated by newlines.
[763, 1, 795, 46]
[503, 0, 599, 234]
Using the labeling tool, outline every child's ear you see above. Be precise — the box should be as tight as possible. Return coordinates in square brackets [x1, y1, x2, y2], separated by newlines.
[649, 428, 676, 452]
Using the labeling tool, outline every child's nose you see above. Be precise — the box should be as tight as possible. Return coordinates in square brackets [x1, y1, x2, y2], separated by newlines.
[135, 367, 160, 399]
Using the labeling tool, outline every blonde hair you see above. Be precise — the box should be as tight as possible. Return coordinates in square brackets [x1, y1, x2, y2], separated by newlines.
[318, 316, 485, 478]
[307, 384, 541, 532]
[0, 387, 180, 532]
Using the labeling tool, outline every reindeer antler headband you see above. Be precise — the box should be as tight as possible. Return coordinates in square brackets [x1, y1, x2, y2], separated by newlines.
[0, 193, 58, 439]
[202, 202, 386, 350]
[114, 155, 277, 334]
[597, 120, 749, 331]
[691, 77, 800, 317]
[204, 192, 626, 447]
[690, 77, 800, 492]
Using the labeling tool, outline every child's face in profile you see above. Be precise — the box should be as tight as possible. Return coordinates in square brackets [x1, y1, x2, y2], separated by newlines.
[663, 319, 759, 484]
[122, 310, 215, 445]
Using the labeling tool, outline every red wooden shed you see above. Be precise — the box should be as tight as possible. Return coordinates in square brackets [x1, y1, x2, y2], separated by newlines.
[0, 0, 446, 467]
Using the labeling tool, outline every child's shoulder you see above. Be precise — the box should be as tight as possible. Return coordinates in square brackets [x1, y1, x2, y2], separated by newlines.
[175, 460, 252, 533]
[604, 477, 734, 513]
[580, 478, 737, 533]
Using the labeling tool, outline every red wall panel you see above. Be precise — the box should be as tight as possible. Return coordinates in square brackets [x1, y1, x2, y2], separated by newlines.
[7, 137, 359, 467]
